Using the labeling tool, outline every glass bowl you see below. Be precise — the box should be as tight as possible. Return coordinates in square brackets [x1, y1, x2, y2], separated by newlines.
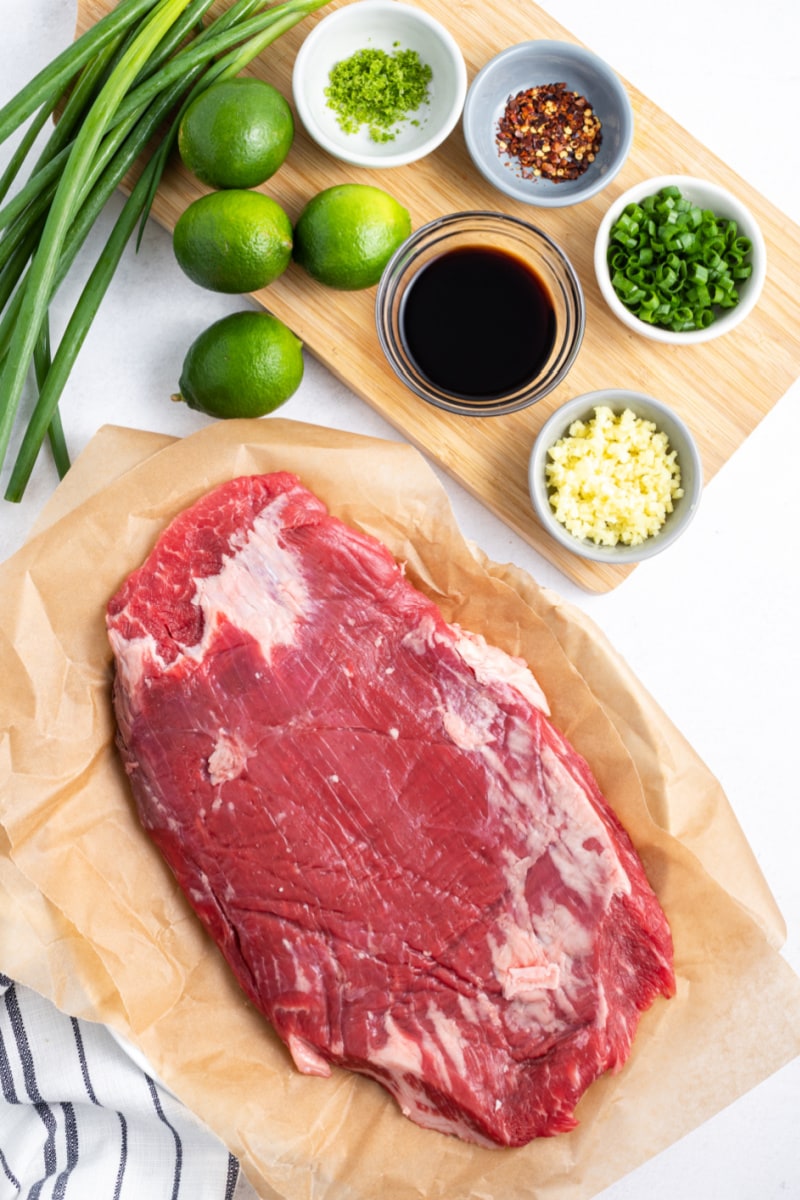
[375, 211, 585, 417]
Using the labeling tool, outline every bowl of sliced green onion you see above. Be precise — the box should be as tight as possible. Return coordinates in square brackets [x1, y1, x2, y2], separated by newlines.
[594, 175, 767, 344]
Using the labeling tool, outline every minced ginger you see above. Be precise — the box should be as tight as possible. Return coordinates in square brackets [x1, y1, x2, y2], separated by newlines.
[545, 405, 684, 547]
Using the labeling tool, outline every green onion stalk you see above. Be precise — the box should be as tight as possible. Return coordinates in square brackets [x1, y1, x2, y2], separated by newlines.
[0, 0, 331, 502]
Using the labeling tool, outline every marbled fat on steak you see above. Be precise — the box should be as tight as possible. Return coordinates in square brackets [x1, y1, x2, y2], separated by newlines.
[106, 472, 675, 1147]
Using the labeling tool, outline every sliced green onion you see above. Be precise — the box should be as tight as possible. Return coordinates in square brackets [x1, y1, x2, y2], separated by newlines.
[607, 185, 754, 332]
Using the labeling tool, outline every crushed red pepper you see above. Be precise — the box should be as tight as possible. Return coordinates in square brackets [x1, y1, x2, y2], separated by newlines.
[496, 82, 602, 182]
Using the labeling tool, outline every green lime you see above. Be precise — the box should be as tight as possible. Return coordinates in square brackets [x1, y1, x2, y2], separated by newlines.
[174, 310, 304, 418]
[292, 183, 412, 290]
[173, 190, 293, 294]
[177, 77, 294, 189]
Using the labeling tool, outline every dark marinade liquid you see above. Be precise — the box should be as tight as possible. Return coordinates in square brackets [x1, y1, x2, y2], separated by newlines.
[399, 245, 556, 400]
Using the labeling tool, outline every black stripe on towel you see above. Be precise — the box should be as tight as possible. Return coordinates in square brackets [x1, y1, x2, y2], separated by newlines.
[224, 1153, 239, 1200]
[0, 1144, 21, 1193]
[146, 1074, 183, 1200]
[4, 984, 58, 1199]
[70, 1015, 128, 1200]
[52, 1101, 78, 1200]
[0, 1007, 21, 1190]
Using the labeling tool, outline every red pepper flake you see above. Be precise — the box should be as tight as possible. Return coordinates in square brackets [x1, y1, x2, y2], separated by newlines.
[496, 82, 602, 182]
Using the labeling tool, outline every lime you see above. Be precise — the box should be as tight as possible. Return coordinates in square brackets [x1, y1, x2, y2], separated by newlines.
[174, 310, 304, 418]
[292, 183, 411, 290]
[177, 77, 294, 189]
[173, 190, 293, 294]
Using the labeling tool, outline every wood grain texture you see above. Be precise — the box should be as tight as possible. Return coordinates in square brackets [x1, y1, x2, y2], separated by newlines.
[76, 0, 800, 592]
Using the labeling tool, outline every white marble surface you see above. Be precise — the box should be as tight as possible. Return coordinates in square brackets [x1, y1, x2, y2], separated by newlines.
[1, 1, 798, 1196]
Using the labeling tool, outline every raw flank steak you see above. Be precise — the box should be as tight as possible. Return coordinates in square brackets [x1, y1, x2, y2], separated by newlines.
[106, 472, 675, 1148]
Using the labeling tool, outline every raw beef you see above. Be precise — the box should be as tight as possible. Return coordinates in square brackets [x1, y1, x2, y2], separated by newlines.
[106, 472, 675, 1148]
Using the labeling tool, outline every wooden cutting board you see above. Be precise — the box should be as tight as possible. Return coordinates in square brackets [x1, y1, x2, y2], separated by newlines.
[77, 0, 800, 592]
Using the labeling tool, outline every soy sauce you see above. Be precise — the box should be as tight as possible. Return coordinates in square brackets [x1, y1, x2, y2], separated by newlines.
[399, 245, 556, 400]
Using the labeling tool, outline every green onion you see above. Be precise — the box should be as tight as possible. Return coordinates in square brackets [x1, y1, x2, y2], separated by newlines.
[0, 0, 163, 143]
[0, 0, 331, 500]
[606, 185, 753, 333]
[0, 106, 54, 209]
[0, 0, 194, 475]
[33, 317, 71, 479]
[6, 162, 162, 500]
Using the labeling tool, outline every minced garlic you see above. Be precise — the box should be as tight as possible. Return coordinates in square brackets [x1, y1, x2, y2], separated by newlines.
[545, 405, 684, 547]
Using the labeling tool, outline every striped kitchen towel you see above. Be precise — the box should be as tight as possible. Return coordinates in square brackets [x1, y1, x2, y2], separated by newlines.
[0, 975, 259, 1199]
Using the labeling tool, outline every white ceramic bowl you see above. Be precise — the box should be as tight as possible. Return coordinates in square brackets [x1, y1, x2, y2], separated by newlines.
[594, 175, 767, 344]
[528, 389, 703, 563]
[291, 0, 467, 168]
[462, 39, 633, 208]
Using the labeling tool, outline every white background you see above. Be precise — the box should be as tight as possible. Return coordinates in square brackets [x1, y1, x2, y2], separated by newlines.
[1, 1, 798, 1197]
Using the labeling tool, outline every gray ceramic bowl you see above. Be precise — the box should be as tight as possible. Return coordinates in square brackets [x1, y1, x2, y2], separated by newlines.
[528, 389, 703, 563]
[463, 39, 633, 208]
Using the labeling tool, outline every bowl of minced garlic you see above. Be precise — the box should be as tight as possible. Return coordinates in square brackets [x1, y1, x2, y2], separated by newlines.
[528, 389, 703, 563]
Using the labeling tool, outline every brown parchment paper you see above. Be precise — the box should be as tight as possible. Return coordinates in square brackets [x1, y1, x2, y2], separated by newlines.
[2, 419, 799, 1200]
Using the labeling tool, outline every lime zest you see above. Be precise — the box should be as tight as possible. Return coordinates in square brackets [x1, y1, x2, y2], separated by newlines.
[324, 46, 432, 143]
